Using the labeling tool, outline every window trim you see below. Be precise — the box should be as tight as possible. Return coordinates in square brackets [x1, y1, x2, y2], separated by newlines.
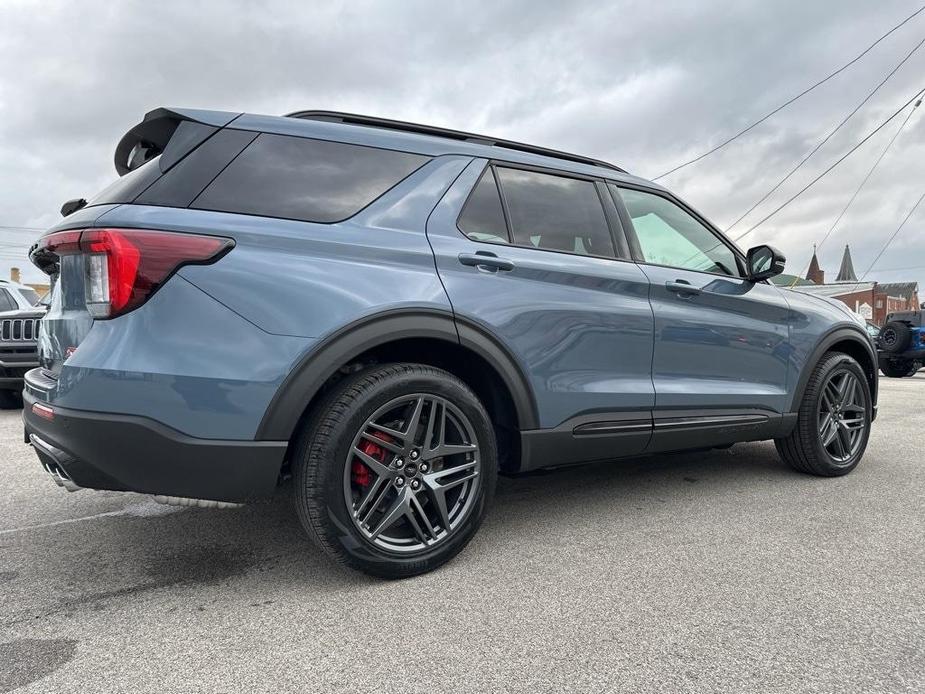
[454, 159, 634, 263]
[608, 182, 747, 279]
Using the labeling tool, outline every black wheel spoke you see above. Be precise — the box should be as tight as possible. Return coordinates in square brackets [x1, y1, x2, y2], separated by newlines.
[359, 430, 403, 454]
[369, 489, 410, 541]
[352, 446, 395, 478]
[355, 476, 391, 525]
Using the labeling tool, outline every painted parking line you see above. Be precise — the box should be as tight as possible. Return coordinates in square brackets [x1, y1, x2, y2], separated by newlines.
[0, 499, 183, 536]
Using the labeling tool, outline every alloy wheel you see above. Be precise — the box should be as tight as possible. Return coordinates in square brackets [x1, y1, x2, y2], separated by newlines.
[817, 369, 867, 463]
[343, 394, 481, 553]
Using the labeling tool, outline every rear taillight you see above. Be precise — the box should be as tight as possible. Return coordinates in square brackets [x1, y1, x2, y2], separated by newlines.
[32, 228, 233, 319]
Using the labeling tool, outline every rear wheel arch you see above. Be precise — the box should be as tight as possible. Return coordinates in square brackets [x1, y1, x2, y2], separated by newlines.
[256, 309, 537, 471]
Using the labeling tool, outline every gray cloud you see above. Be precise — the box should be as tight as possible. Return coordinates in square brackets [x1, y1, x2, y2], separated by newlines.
[0, 0, 923, 290]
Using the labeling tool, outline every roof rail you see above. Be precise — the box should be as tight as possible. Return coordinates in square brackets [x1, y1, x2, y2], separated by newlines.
[285, 110, 625, 173]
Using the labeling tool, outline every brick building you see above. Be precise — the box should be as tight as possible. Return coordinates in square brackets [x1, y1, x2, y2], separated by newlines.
[788, 245, 919, 325]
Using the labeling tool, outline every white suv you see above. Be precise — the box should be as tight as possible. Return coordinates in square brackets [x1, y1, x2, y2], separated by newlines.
[0, 278, 45, 408]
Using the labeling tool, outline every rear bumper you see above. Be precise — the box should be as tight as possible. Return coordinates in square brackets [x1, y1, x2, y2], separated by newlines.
[878, 350, 925, 360]
[22, 389, 287, 503]
[0, 347, 38, 389]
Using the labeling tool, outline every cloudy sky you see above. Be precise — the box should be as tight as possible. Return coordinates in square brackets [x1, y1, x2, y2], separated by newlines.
[1, 0, 923, 291]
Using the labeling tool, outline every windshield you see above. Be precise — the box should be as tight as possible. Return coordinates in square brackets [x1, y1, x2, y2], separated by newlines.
[17, 287, 41, 306]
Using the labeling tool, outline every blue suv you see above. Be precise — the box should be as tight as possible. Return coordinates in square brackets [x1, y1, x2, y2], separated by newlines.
[24, 108, 877, 577]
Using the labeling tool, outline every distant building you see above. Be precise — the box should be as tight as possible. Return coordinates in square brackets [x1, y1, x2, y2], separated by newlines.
[774, 245, 920, 325]
[781, 245, 919, 325]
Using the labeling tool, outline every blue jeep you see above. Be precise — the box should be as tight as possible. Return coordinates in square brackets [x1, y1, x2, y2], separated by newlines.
[24, 108, 877, 577]
[877, 310, 925, 377]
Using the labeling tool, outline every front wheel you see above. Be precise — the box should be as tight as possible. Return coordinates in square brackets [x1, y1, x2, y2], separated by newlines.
[776, 352, 872, 476]
[293, 363, 497, 578]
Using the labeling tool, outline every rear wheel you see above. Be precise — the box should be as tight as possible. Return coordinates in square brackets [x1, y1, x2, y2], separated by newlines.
[293, 363, 496, 578]
[879, 358, 916, 378]
[0, 390, 22, 410]
[776, 352, 871, 476]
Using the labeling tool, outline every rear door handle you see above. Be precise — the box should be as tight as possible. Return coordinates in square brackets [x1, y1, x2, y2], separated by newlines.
[665, 280, 701, 296]
[458, 252, 515, 272]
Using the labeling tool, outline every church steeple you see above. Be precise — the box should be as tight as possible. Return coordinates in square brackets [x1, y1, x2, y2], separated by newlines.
[806, 244, 824, 284]
[835, 244, 858, 283]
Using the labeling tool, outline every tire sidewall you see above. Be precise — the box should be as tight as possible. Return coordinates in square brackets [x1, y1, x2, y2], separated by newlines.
[805, 354, 872, 473]
[307, 367, 497, 577]
[879, 358, 914, 378]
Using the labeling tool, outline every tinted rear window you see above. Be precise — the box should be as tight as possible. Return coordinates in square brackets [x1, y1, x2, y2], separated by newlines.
[457, 168, 509, 243]
[191, 134, 430, 223]
[87, 156, 164, 207]
[496, 167, 615, 257]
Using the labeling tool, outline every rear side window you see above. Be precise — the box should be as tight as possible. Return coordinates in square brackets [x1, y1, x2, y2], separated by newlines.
[495, 167, 615, 257]
[458, 169, 509, 243]
[192, 134, 430, 223]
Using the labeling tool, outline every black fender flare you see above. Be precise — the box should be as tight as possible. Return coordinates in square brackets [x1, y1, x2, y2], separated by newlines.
[789, 326, 878, 413]
[256, 308, 539, 441]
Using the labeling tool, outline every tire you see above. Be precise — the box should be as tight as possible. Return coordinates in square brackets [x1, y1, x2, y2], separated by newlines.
[880, 321, 911, 353]
[879, 358, 915, 378]
[292, 363, 497, 578]
[0, 390, 22, 410]
[775, 351, 872, 477]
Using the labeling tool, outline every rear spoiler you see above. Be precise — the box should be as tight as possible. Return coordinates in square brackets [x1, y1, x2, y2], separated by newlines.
[113, 107, 241, 176]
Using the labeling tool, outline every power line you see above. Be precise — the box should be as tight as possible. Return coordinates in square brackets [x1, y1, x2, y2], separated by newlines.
[788, 95, 922, 287]
[842, 190, 925, 293]
[733, 85, 925, 243]
[868, 264, 925, 273]
[816, 97, 921, 253]
[652, 5, 925, 180]
[0, 225, 46, 232]
[726, 33, 925, 233]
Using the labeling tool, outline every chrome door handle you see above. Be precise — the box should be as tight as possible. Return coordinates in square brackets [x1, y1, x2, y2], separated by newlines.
[458, 253, 515, 272]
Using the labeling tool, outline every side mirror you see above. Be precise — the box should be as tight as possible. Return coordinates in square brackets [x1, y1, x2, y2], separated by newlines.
[746, 244, 785, 281]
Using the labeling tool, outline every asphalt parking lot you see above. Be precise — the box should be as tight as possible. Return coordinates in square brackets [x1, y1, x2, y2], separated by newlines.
[1, 376, 923, 693]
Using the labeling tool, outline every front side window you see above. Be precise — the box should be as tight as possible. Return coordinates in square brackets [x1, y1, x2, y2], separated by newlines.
[496, 167, 615, 258]
[615, 186, 740, 277]
[193, 134, 430, 223]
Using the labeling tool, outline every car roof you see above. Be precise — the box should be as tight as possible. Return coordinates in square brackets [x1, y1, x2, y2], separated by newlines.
[158, 107, 658, 189]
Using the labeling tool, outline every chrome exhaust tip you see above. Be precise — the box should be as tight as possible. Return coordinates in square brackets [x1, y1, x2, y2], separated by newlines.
[30, 434, 83, 492]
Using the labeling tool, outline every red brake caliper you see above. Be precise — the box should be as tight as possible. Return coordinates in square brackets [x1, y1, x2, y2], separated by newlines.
[352, 431, 394, 488]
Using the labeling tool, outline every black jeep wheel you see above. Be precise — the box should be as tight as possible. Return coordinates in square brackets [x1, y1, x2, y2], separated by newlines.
[879, 358, 916, 378]
[0, 390, 23, 410]
[776, 352, 871, 476]
[880, 321, 911, 353]
[292, 363, 497, 578]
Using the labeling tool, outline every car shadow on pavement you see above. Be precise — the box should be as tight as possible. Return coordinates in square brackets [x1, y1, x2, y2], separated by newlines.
[3, 440, 794, 623]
